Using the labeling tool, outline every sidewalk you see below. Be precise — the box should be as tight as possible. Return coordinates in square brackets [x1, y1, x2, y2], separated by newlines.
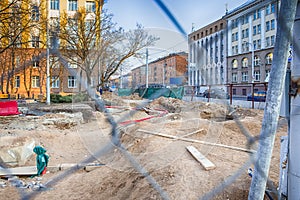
[183, 95, 266, 110]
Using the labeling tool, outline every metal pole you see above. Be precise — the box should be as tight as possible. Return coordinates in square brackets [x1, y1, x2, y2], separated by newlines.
[46, 0, 50, 105]
[288, 1, 300, 198]
[251, 43, 254, 83]
[248, 0, 297, 199]
[120, 66, 123, 89]
[162, 63, 165, 86]
[146, 48, 149, 88]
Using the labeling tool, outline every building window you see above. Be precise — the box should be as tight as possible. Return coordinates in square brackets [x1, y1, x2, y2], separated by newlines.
[232, 59, 238, 69]
[253, 40, 257, 50]
[31, 5, 39, 21]
[242, 58, 248, 68]
[15, 76, 20, 88]
[257, 9, 261, 19]
[254, 71, 261, 81]
[271, 35, 275, 46]
[266, 21, 270, 32]
[32, 36, 39, 48]
[242, 72, 248, 82]
[253, 9, 261, 20]
[86, 1, 95, 12]
[242, 28, 249, 39]
[266, 37, 272, 47]
[242, 89, 247, 96]
[271, 3, 276, 13]
[32, 56, 39, 68]
[257, 39, 261, 49]
[271, 19, 275, 30]
[233, 88, 237, 95]
[68, 0, 78, 11]
[254, 55, 261, 66]
[257, 24, 261, 34]
[266, 53, 273, 64]
[242, 43, 247, 53]
[245, 15, 249, 24]
[253, 26, 257, 35]
[232, 73, 238, 82]
[68, 76, 77, 88]
[266, 4, 271, 15]
[50, 0, 59, 10]
[51, 76, 60, 88]
[32, 76, 40, 88]
[240, 16, 245, 25]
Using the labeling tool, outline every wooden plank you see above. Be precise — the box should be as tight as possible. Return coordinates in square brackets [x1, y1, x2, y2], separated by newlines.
[138, 129, 255, 153]
[186, 145, 216, 170]
[0, 166, 37, 176]
[179, 129, 204, 138]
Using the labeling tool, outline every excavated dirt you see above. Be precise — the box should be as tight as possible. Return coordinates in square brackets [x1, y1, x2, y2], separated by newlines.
[0, 93, 287, 200]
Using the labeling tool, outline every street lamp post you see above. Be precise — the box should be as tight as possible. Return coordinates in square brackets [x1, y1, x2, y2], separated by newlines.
[244, 41, 255, 108]
[163, 61, 167, 87]
[46, 0, 50, 105]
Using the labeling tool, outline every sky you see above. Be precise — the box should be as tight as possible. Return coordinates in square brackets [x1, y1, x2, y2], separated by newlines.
[104, 0, 247, 69]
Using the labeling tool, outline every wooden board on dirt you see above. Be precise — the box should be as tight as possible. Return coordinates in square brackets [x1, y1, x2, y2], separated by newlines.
[0, 166, 37, 176]
[186, 145, 216, 170]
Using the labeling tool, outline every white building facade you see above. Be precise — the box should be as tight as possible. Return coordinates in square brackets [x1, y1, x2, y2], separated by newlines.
[188, 19, 227, 94]
[188, 0, 280, 96]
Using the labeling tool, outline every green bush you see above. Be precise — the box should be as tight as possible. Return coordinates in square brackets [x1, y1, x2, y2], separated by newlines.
[72, 93, 89, 102]
[50, 93, 89, 103]
[50, 94, 62, 103]
[60, 95, 72, 103]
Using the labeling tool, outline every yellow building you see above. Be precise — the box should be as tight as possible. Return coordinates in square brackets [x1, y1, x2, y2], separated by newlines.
[0, 0, 104, 100]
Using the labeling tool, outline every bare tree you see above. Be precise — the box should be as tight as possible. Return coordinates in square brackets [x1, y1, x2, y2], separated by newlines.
[58, 7, 158, 90]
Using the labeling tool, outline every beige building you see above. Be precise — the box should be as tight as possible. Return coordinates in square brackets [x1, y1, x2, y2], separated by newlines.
[131, 52, 188, 88]
[224, 0, 279, 96]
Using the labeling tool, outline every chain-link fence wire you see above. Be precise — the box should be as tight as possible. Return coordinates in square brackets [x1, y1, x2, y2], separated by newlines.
[1, 0, 292, 199]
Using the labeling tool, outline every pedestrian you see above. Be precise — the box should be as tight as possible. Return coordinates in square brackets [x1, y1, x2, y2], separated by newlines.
[99, 86, 103, 95]
[32, 146, 49, 177]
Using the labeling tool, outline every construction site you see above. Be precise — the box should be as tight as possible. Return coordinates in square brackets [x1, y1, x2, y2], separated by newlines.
[0, 92, 287, 200]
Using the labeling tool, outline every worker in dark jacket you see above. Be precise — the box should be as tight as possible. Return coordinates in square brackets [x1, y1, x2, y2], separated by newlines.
[33, 146, 49, 177]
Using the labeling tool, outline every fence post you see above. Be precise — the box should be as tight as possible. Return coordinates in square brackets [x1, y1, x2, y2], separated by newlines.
[248, 0, 298, 199]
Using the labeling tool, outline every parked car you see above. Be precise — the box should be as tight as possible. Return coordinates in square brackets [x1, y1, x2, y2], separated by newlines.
[203, 88, 229, 99]
[247, 91, 267, 102]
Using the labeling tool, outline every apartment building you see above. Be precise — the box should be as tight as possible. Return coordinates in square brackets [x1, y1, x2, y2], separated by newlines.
[0, 0, 103, 99]
[188, 19, 227, 94]
[224, 0, 279, 96]
[131, 52, 188, 89]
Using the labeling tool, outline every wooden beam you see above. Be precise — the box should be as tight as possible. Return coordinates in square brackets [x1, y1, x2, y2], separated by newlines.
[0, 166, 37, 176]
[137, 129, 255, 153]
[186, 146, 216, 170]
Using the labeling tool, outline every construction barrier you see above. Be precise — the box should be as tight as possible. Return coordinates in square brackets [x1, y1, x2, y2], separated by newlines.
[118, 87, 184, 100]
[0, 100, 20, 116]
[117, 88, 134, 96]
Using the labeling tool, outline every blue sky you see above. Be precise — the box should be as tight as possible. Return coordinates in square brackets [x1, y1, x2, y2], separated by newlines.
[104, 0, 246, 68]
[104, 0, 246, 33]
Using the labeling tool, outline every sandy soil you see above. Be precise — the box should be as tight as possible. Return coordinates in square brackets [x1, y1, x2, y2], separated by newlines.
[0, 94, 287, 200]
